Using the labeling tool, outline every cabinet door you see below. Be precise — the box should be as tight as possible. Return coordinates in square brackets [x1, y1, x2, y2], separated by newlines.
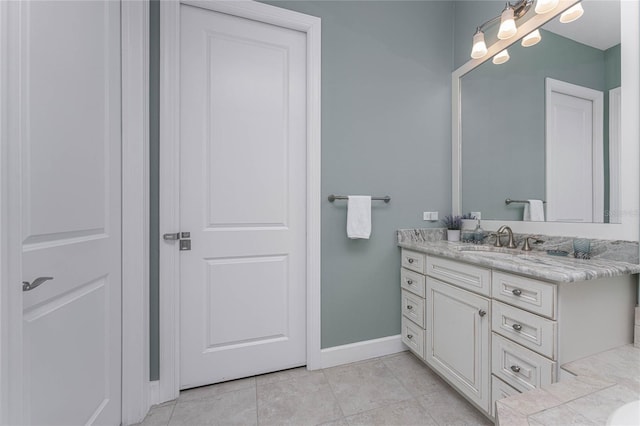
[426, 277, 491, 413]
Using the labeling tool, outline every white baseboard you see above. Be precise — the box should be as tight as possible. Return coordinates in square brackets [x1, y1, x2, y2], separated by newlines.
[319, 334, 406, 369]
[147, 380, 161, 408]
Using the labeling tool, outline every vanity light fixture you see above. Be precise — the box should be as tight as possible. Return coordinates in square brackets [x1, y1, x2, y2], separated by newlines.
[534, 0, 559, 14]
[521, 29, 542, 47]
[492, 49, 511, 64]
[559, 2, 584, 23]
[469, 0, 584, 60]
[498, 4, 518, 39]
[471, 28, 489, 59]
[469, 0, 534, 59]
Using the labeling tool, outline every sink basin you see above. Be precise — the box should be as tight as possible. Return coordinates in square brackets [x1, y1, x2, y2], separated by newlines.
[607, 400, 640, 425]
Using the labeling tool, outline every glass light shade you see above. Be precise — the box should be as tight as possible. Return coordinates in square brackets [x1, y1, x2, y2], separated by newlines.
[521, 29, 542, 47]
[560, 3, 584, 23]
[492, 49, 510, 65]
[535, 0, 559, 14]
[470, 31, 488, 59]
[497, 7, 517, 40]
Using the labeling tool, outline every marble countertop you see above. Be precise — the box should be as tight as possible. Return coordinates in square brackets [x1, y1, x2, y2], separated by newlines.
[397, 240, 640, 283]
[495, 344, 640, 425]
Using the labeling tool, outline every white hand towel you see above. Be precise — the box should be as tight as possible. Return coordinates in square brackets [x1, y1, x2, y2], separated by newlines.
[347, 196, 371, 239]
[524, 199, 545, 222]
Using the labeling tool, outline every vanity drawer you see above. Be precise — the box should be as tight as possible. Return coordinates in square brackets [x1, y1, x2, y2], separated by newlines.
[492, 271, 557, 319]
[492, 300, 557, 359]
[401, 249, 427, 274]
[401, 290, 425, 328]
[426, 256, 491, 296]
[401, 268, 426, 298]
[492, 333, 555, 393]
[401, 316, 425, 359]
[491, 375, 520, 417]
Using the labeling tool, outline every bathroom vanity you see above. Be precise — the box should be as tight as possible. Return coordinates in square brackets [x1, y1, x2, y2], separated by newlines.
[397, 234, 639, 418]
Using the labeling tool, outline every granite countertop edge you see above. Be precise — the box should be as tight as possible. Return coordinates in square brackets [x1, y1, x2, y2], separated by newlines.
[397, 240, 640, 283]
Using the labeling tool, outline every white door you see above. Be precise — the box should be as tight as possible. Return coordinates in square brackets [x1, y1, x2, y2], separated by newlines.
[425, 278, 490, 412]
[17, 1, 122, 424]
[178, 4, 307, 388]
[545, 78, 604, 223]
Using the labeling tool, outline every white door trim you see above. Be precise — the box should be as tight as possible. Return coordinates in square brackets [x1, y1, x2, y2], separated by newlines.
[0, 3, 24, 423]
[608, 87, 621, 223]
[545, 77, 604, 223]
[121, 0, 151, 424]
[159, 0, 321, 403]
[0, 1, 150, 424]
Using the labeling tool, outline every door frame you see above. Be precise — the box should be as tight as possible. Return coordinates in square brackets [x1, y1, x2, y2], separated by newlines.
[545, 77, 604, 222]
[0, 1, 150, 424]
[158, 0, 321, 402]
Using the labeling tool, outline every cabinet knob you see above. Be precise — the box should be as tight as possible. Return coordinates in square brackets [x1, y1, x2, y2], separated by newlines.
[512, 288, 523, 296]
[407, 334, 413, 339]
[512, 323, 523, 331]
[478, 309, 487, 317]
[510, 365, 521, 373]
[407, 305, 413, 310]
[407, 258, 414, 264]
[407, 279, 413, 285]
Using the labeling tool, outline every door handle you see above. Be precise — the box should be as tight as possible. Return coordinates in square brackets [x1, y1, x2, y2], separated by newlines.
[22, 277, 54, 292]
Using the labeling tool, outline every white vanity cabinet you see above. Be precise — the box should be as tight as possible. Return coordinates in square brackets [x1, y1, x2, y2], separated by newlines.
[400, 250, 428, 360]
[399, 248, 636, 418]
[425, 276, 491, 412]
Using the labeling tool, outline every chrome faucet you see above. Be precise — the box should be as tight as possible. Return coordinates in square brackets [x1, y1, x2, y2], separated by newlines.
[495, 225, 518, 249]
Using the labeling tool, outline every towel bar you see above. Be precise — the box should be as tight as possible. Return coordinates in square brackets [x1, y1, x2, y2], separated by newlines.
[505, 198, 546, 205]
[328, 194, 391, 203]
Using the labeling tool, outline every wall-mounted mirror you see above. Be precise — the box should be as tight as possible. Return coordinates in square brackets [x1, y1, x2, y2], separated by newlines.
[460, 0, 620, 224]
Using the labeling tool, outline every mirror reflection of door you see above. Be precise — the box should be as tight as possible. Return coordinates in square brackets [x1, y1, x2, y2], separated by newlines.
[545, 78, 603, 222]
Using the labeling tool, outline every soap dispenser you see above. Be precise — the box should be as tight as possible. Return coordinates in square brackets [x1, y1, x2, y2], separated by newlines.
[473, 219, 485, 244]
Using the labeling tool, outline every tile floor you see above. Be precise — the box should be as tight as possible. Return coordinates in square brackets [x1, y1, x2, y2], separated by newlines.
[137, 351, 494, 426]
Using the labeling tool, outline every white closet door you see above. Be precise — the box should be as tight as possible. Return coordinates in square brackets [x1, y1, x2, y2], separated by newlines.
[18, 1, 122, 424]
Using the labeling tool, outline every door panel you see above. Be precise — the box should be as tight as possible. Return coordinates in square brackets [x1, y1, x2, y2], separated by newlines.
[179, 5, 307, 388]
[18, 1, 122, 424]
[545, 79, 603, 223]
[426, 278, 490, 412]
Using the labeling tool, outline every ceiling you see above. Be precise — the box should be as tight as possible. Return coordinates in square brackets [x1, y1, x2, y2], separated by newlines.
[542, 0, 621, 50]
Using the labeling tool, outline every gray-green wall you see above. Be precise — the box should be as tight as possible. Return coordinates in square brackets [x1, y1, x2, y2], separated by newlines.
[150, 0, 160, 381]
[149, 0, 454, 379]
[262, 0, 453, 349]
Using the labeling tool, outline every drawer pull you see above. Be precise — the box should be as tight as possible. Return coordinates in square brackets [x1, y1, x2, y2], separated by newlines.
[407, 334, 413, 339]
[478, 309, 487, 317]
[512, 288, 523, 296]
[407, 258, 415, 264]
[407, 305, 413, 310]
[407, 279, 414, 285]
[512, 323, 523, 331]
[510, 365, 521, 373]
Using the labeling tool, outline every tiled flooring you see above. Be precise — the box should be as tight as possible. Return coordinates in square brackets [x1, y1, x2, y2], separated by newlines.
[137, 351, 494, 426]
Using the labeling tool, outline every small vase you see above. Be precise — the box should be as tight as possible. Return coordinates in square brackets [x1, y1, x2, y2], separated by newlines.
[447, 229, 461, 242]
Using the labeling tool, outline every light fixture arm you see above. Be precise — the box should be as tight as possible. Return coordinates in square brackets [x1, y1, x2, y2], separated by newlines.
[477, 0, 534, 32]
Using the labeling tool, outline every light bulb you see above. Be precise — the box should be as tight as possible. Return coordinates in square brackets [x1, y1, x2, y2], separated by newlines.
[560, 2, 584, 23]
[470, 29, 488, 59]
[535, 0, 559, 14]
[497, 6, 517, 40]
[521, 29, 542, 47]
[493, 49, 510, 65]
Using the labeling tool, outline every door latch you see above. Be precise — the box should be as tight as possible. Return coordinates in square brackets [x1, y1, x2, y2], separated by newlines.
[163, 232, 191, 250]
